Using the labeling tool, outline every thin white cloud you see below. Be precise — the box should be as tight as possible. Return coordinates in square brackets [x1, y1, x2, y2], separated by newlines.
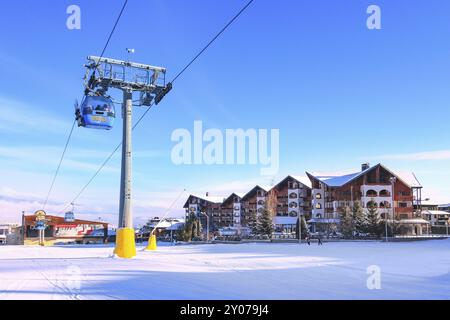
[0, 96, 69, 134]
[0, 145, 119, 173]
[0, 186, 185, 226]
[0, 96, 116, 144]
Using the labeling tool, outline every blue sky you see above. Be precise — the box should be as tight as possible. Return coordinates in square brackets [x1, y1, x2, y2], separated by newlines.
[1, 0, 450, 225]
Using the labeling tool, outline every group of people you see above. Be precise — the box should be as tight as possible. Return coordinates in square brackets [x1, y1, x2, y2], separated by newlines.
[304, 235, 323, 246]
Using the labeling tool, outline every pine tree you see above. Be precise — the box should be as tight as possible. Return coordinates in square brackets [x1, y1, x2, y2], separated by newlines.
[258, 207, 274, 238]
[196, 218, 203, 238]
[296, 215, 309, 239]
[248, 209, 259, 236]
[339, 205, 353, 238]
[366, 200, 381, 237]
[177, 212, 202, 241]
[257, 190, 276, 238]
[191, 219, 198, 238]
[353, 201, 366, 237]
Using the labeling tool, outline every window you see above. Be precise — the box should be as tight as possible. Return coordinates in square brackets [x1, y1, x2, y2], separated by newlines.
[315, 203, 322, 210]
[380, 201, 391, 208]
[379, 190, 390, 197]
[289, 202, 298, 208]
[289, 211, 298, 217]
[315, 193, 322, 200]
[366, 190, 378, 197]
[367, 201, 378, 208]
[399, 202, 408, 208]
[289, 192, 298, 199]
[257, 200, 265, 206]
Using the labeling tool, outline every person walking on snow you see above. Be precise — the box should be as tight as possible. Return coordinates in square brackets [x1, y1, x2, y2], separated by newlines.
[318, 236, 323, 246]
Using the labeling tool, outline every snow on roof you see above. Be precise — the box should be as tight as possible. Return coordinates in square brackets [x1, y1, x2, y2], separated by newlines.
[397, 218, 430, 224]
[290, 175, 312, 188]
[308, 164, 423, 188]
[166, 222, 184, 231]
[438, 203, 450, 208]
[148, 220, 172, 228]
[394, 171, 422, 188]
[223, 192, 246, 204]
[308, 170, 363, 187]
[307, 218, 341, 223]
[414, 199, 439, 206]
[190, 194, 225, 203]
[241, 185, 271, 200]
[421, 210, 450, 216]
[253, 185, 271, 192]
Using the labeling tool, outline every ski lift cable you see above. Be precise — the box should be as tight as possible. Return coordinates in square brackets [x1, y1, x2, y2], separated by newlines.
[58, 107, 153, 214]
[58, 0, 255, 213]
[86, 0, 129, 94]
[150, 189, 187, 236]
[171, 0, 254, 84]
[94, 0, 129, 70]
[45, 1, 130, 212]
[42, 119, 77, 211]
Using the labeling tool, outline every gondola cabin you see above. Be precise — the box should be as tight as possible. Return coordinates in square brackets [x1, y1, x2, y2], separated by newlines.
[76, 96, 115, 130]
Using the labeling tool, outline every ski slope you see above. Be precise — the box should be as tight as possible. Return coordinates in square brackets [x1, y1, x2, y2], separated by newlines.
[0, 240, 449, 300]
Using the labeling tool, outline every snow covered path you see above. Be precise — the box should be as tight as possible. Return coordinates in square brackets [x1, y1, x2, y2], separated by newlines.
[0, 240, 449, 300]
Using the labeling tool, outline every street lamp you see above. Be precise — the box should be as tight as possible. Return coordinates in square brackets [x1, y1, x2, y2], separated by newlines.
[201, 211, 210, 242]
[298, 215, 302, 244]
[389, 176, 397, 240]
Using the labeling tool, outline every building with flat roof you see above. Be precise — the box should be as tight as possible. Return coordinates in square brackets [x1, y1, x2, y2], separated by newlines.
[22, 214, 108, 245]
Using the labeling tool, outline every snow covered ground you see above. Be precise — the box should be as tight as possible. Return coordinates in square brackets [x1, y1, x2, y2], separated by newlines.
[0, 240, 449, 300]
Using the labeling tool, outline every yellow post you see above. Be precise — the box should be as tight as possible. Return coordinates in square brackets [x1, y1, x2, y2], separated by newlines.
[115, 228, 136, 258]
[146, 234, 157, 251]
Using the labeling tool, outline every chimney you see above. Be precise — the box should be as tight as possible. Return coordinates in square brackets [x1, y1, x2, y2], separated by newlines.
[361, 163, 370, 171]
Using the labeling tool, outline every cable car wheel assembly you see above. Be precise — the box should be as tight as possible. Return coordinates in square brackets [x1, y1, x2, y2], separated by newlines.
[75, 56, 171, 131]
